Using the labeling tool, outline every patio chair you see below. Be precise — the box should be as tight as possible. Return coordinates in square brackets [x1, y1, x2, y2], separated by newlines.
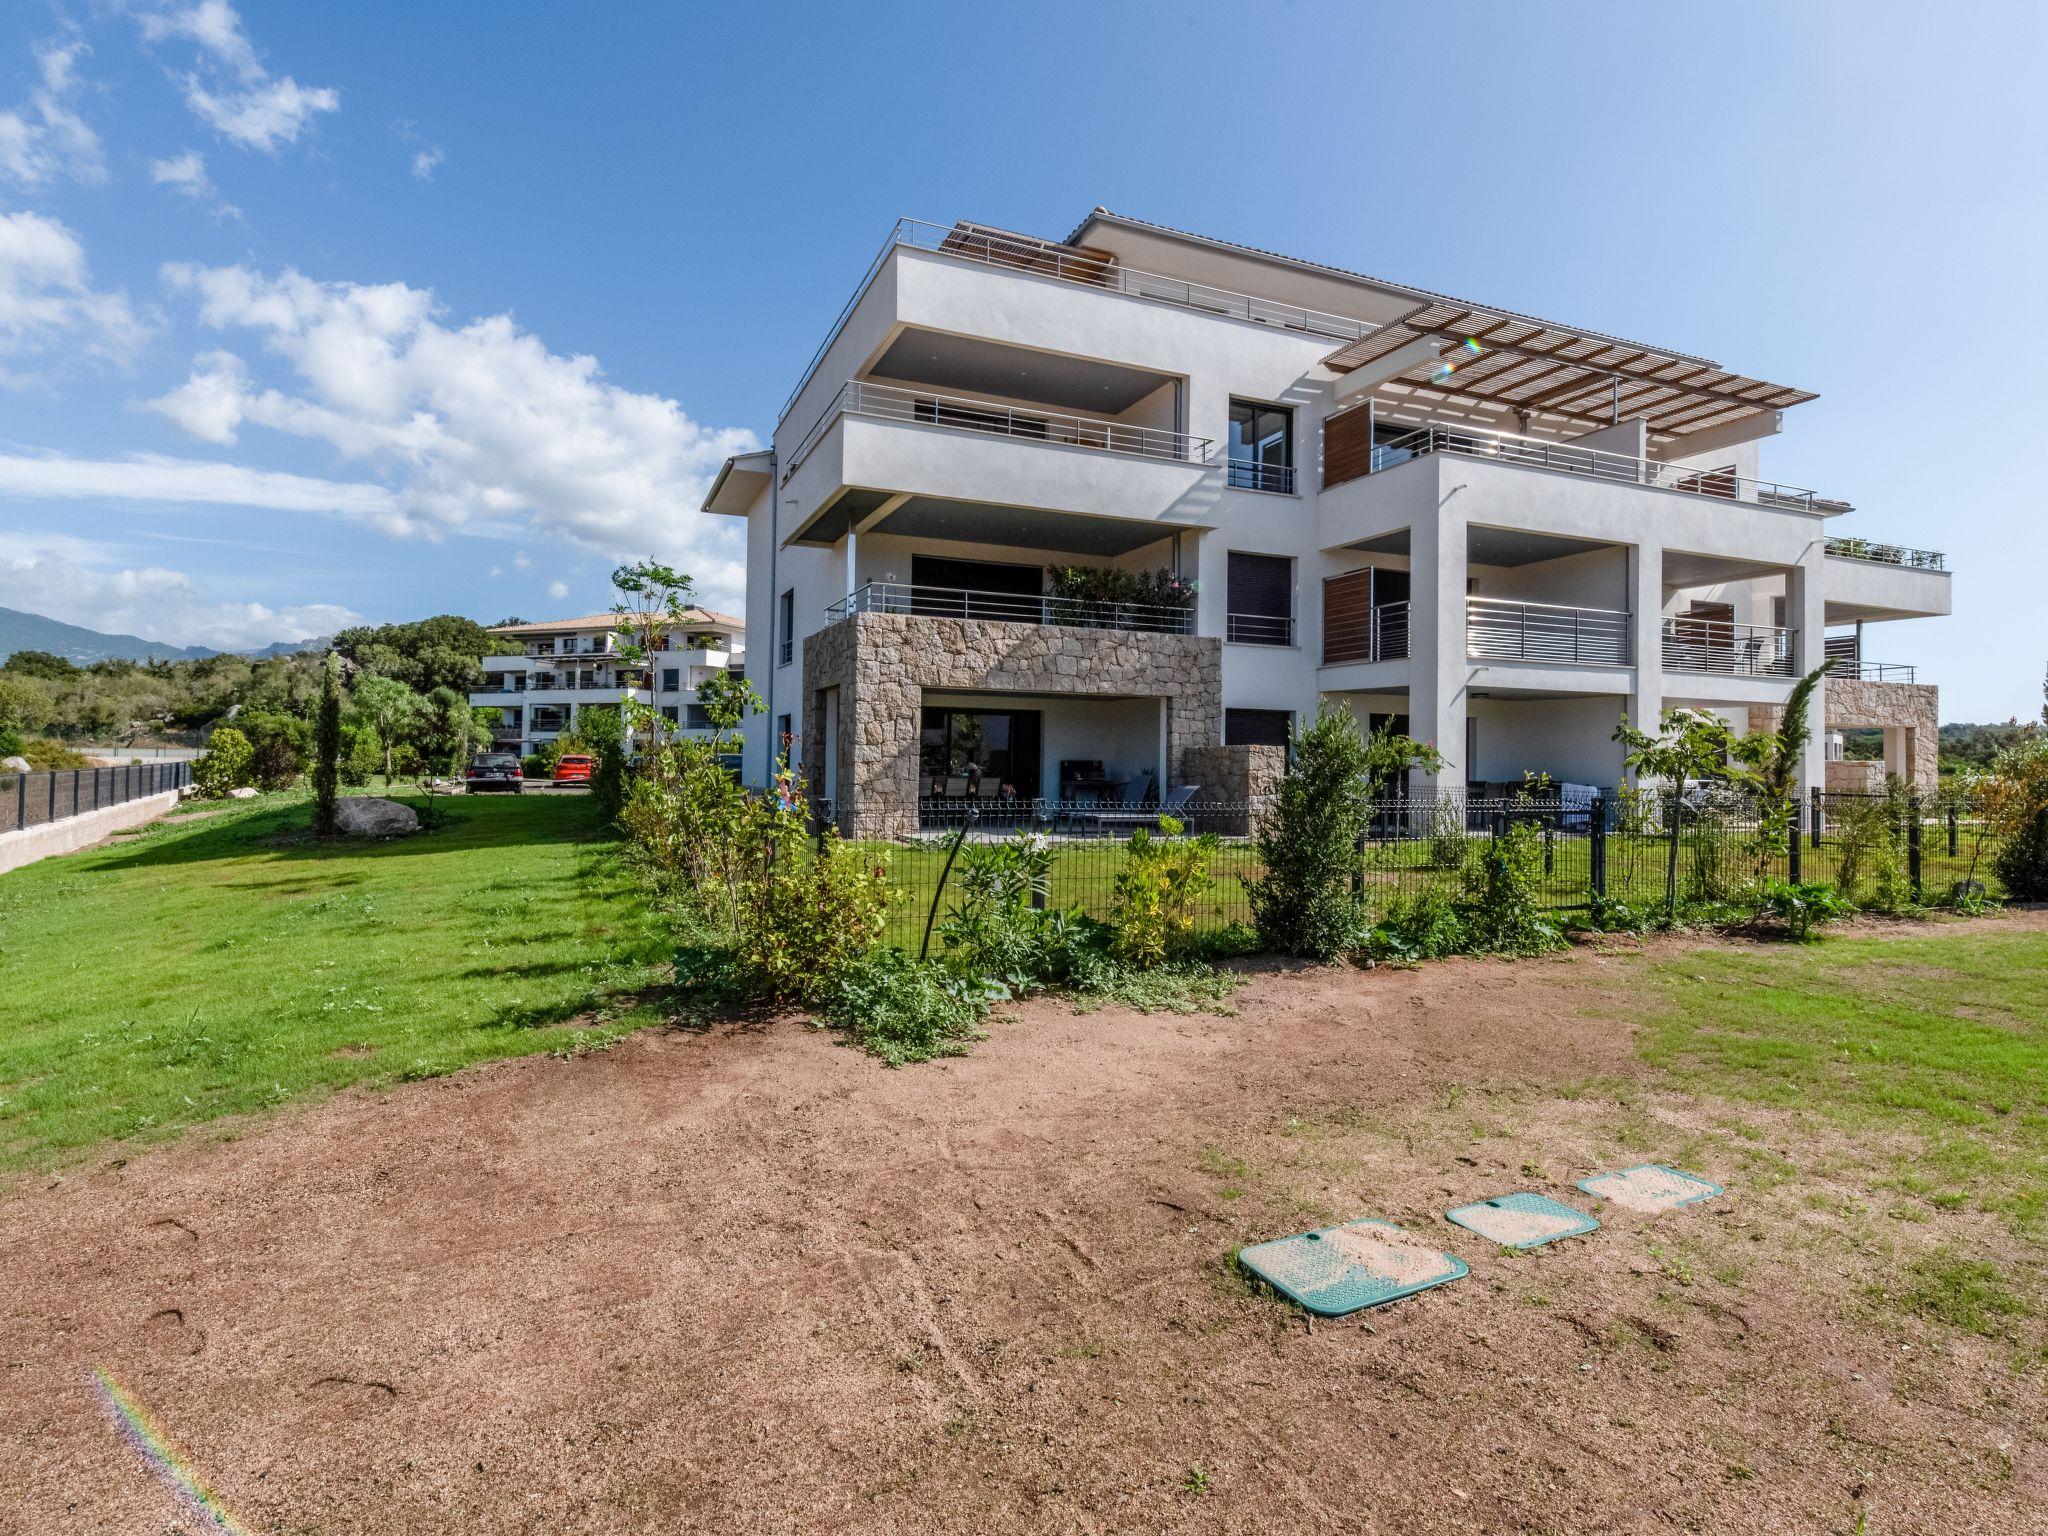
[942, 775, 969, 799]
[1075, 782, 1201, 835]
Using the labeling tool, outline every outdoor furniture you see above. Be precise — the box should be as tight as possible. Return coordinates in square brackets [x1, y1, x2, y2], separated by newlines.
[1558, 782, 1597, 830]
[1074, 782, 1200, 835]
[942, 775, 969, 799]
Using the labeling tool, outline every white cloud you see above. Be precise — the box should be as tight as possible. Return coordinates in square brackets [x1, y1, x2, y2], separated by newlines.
[487, 564, 503, 578]
[0, 448, 398, 524]
[146, 262, 758, 606]
[0, 37, 104, 188]
[411, 145, 444, 180]
[545, 579, 569, 600]
[0, 529, 359, 651]
[136, 3, 338, 152]
[0, 210, 152, 383]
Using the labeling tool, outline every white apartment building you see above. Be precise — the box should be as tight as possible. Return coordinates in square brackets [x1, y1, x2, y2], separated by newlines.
[703, 211, 1949, 838]
[470, 609, 746, 757]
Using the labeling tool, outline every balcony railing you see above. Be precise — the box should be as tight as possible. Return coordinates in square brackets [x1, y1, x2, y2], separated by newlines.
[1226, 612, 1294, 646]
[1823, 536, 1946, 571]
[1829, 659, 1918, 683]
[1368, 425, 1841, 513]
[1322, 598, 1410, 664]
[1226, 458, 1296, 494]
[1661, 618, 1795, 677]
[782, 217, 1375, 422]
[826, 581, 1196, 635]
[1467, 597, 1631, 666]
[788, 379, 1213, 479]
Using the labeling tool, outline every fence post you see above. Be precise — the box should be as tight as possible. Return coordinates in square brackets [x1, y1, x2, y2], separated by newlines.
[1589, 795, 1607, 900]
[1907, 792, 1923, 900]
[15, 770, 23, 831]
[1809, 785, 1822, 850]
[1351, 830, 1365, 906]
[1948, 802, 1959, 858]
[1788, 798, 1802, 884]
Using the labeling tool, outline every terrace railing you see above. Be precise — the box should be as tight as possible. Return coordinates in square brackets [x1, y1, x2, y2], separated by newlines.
[1226, 458, 1296, 494]
[1321, 597, 1409, 665]
[1824, 535, 1946, 571]
[826, 581, 1196, 635]
[788, 378, 1212, 478]
[1226, 612, 1294, 646]
[1467, 597, 1631, 666]
[1369, 425, 1839, 513]
[782, 217, 1375, 422]
[1827, 659, 1918, 683]
[1661, 617, 1795, 677]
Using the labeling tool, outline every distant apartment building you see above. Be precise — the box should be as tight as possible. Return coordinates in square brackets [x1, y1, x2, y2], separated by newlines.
[469, 609, 745, 756]
[703, 210, 1949, 837]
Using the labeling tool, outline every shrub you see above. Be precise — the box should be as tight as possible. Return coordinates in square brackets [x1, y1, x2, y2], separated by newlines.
[11, 737, 90, 770]
[236, 710, 311, 791]
[1462, 820, 1566, 955]
[1109, 816, 1217, 966]
[192, 726, 252, 797]
[937, 832, 1069, 990]
[1426, 794, 1468, 870]
[521, 751, 550, 780]
[579, 705, 629, 823]
[1752, 879, 1852, 942]
[1362, 886, 1468, 963]
[1994, 808, 2048, 901]
[342, 727, 380, 788]
[1982, 736, 2048, 899]
[313, 656, 341, 836]
[815, 946, 995, 1066]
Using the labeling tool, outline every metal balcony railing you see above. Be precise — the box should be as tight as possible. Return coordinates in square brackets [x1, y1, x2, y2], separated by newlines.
[1226, 612, 1294, 646]
[782, 217, 1376, 423]
[1322, 599, 1409, 664]
[1369, 425, 1841, 513]
[1823, 536, 1947, 571]
[1661, 618, 1795, 677]
[1226, 458, 1296, 494]
[1828, 659, 1918, 683]
[788, 379, 1212, 478]
[1467, 597, 1632, 666]
[826, 581, 1196, 635]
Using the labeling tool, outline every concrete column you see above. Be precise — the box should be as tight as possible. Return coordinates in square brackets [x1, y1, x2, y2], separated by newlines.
[1788, 551, 1828, 797]
[1408, 504, 1468, 790]
[1883, 724, 1909, 782]
[1627, 541, 1665, 781]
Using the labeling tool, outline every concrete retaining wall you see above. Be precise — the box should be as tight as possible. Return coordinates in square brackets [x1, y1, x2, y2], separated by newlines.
[0, 791, 181, 876]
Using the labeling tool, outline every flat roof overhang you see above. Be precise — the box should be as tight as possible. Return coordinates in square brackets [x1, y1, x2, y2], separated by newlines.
[794, 489, 1198, 556]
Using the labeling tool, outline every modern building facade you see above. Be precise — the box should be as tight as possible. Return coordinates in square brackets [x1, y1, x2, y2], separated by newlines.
[704, 211, 1949, 838]
[469, 609, 745, 757]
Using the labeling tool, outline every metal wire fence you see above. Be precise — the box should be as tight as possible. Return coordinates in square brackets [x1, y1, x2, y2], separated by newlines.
[823, 786, 2002, 951]
[2, 762, 193, 834]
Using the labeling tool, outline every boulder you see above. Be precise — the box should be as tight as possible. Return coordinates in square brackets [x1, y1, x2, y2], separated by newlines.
[1, 756, 29, 773]
[335, 796, 420, 837]
[227, 786, 260, 799]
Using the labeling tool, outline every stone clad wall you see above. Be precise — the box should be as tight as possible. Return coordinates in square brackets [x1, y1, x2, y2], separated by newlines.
[1175, 743, 1285, 835]
[1752, 678, 1939, 794]
[804, 612, 1224, 839]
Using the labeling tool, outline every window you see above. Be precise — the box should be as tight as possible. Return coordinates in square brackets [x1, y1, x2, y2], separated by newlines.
[1224, 709, 1292, 748]
[918, 707, 1042, 799]
[1227, 400, 1294, 493]
[661, 667, 680, 692]
[659, 705, 678, 724]
[776, 713, 793, 756]
[686, 704, 714, 730]
[777, 589, 794, 666]
[1226, 552, 1293, 646]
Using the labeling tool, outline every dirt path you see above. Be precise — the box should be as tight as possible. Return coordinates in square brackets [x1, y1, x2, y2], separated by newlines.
[4, 927, 2042, 1534]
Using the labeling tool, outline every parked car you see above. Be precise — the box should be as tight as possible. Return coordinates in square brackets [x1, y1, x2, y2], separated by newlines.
[552, 753, 595, 785]
[465, 753, 524, 793]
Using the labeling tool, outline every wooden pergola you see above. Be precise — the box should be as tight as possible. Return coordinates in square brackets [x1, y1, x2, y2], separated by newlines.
[1323, 301, 1817, 446]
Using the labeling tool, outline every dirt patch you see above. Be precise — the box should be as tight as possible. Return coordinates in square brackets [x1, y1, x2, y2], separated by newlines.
[2, 922, 2043, 1534]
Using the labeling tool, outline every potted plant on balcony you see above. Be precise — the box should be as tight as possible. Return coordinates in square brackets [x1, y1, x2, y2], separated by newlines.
[1045, 565, 1196, 631]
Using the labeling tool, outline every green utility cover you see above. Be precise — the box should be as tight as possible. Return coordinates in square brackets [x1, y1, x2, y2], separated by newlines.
[1238, 1218, 1468, 1317]
[1446, 1191, 1599, 1249]
[1578, 1164, 1723, 1213]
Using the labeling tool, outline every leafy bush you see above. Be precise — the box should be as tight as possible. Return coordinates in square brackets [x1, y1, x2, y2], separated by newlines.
[1426, 794, 1468, 870]
[341, 726, 378, 788]
[520, 751, 550, 780]
[7, 736, 90, 770]
[1109, 816, 1217, 966]
[1461, 821, 1566, 955]
[579, 704, 629, 823]
[1577, 893, 1651, 934]
[237, 710, 311, 791]
[937, 833, 1070, 990]
[192, 726, 252, 797]
[1362, 885, 1469, 963]
[1751, 879, 1852, 942]
[815, 946, 994, 1066]
[1994, 808, 2048, 901]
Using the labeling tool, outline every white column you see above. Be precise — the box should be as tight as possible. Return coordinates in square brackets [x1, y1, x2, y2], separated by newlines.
[1627, 540, 1665, 782]
[845, 528, 857, 601]
[1408, 503, 1468, 790]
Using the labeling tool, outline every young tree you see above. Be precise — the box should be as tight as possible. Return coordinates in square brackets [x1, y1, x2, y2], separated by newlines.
[1244, 704, 1442, 960]
[349, 674, 423, 780]
[609, 559, 696, 764]
[1613, 708, 1743, 923]
[1729, 660, 1833, 863]
[313, 653, 342, 835]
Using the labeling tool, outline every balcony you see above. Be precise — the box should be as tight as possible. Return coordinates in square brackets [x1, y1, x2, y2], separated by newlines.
[826, 581, 1195, 635]
[1467, 598, 1630, 666]
[1226, 612, 1294, 646]
[1226, 459, 1296, 495]
[1662, 617, 1794, 677]
[789, 379, 1210, 480]
[1823, 536, 1945, 571]
[1322, 597, 1409, 665]
[1823, 635, 1916, 683]
[1346, 423, 1845, 514]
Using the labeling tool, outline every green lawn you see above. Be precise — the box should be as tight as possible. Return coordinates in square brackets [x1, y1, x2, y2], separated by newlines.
[0, 790, 671, 1177]
[1641, 924, 2048, 1237]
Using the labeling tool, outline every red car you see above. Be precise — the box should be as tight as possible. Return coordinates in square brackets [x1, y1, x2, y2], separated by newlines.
[552, 753, 595, 785]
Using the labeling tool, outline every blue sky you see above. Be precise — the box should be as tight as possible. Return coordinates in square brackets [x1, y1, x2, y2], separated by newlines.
[1, 1, 2041, 720]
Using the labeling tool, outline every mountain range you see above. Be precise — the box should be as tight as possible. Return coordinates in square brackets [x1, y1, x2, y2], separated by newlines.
[0, 606, 326, 666]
